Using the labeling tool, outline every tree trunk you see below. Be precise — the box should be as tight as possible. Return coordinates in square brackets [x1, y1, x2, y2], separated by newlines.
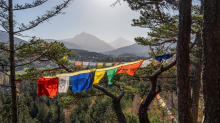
[177, 0, 193, 122]
[192, 32, 202, 123]
[112, 100, 127, 123]
[202, 0, 220, 122]
[8, 0, 17, 122]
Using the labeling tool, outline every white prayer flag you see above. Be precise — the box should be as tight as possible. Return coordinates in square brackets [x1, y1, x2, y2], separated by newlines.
[140, 58, 154, 68]
[58, 76, 70, 93]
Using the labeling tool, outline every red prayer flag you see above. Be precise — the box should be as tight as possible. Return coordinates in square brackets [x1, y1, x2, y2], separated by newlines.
[37, 77, 59, 98]
[189, 63, 191, 68]
[154, 60, 160, 65]
[114, 62, 121, 66]
[157, 94, 161, 99]
[170, 114, 174, 119]
[75, 61, 82, 67]
[115, 61, 143, 76]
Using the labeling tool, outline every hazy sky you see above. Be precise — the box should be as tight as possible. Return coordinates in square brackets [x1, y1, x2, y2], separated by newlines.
[2, 0, 151, 43]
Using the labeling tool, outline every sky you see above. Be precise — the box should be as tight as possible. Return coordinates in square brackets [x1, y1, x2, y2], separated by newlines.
[4, 0, 151, 43]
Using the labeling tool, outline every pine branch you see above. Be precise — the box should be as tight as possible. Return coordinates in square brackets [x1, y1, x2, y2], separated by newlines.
[13, 0, 48, 10]
[15, 41, 56, 67]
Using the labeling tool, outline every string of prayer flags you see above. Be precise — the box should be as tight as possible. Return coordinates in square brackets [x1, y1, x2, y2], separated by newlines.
[70, 71, 95, 93]
[140, 58, 154, 68]
[89, 62, 97, 69]
[105, 62, 113, 67]
[82, 62, 89, 68]
[155, 54, 175, 62]
[156, 94, 177, 122]
[114, 62, 121, 66]
[58, 76, 70, 93]
[75, 61, 82, 67]
[97, 62, 104, 68]
[116, 60, 143, 76]
[37, 77, 59, 98]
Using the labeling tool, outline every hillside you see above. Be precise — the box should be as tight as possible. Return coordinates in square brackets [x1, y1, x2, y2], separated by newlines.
[103, 43, 150, 57]
[62, 32, 115, 52]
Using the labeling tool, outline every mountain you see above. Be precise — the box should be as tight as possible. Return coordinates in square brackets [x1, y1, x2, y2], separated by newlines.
[103, 43, 150, 57]
[109, 37, 135, 49]
[62, 32, 115, 52]
[44, 39, 83, 50]
[0, 31, 26, 44]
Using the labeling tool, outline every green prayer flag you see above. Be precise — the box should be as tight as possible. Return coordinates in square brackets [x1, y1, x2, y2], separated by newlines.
[174, 118, 178, 122]
[107, 68, 118, 85]
[159, 98, 163, 103]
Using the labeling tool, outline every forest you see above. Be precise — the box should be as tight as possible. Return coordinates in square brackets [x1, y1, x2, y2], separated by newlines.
[1, 0, 220, 123]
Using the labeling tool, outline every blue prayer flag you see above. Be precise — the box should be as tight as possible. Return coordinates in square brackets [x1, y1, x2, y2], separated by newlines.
[155, 54, 174, 62]
[70, 72, 95, 93]
[165, 106, 169, 111]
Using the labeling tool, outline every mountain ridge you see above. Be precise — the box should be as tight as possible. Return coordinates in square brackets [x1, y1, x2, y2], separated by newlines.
[62, 32, 115, 52]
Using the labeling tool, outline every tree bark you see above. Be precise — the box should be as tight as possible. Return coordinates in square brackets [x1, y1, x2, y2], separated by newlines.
[112, 100, 127, 123]
[202, 0, 220, 122]
[8, 0, 17, 123]
[177, 0, 193, 122]
[192, 32, 202, 123]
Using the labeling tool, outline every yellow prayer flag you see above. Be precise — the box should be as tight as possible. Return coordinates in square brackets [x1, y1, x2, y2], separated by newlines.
[161, 102, 166, 107]
[93, 71, 106, 84]
[97, 62, 104, 68]
[62, 55, 68, 60]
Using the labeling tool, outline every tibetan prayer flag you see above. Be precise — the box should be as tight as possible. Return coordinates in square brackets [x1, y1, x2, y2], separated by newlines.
[58, 76, 70, 93]
[174, 118, 178, 122]
[116, 60, 143, 76]
[97, 62, 104, 68]
[89, 62, 97, 69]
[155, 56, 163, 62]
[170, 114, 174, 119]
[165, 106, 169, 111]
[156, 94, 161, 99]
[82, 62, 89, 68]
[114, 62, 121, 66]
[159, 98, 163, 103]
[107, 68, 118, 85]
[155, 54, 174, 62]
[105, 63, 113, 67]
[161, 102, 166, 107]
[154, 60, 160, 65]
[189, 63, 191, 68]
[37, 77, 59, 98]
[75, 61, 82, 67]
[93, 71, 106, 84]
[70, 72, 95, 93]
[140, 58, 153, 68]
[167, 110, 172, 115]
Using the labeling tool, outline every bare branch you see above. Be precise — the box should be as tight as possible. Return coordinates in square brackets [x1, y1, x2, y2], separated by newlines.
[93, 84, 118, 101]
[117, 85, 125, 100]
